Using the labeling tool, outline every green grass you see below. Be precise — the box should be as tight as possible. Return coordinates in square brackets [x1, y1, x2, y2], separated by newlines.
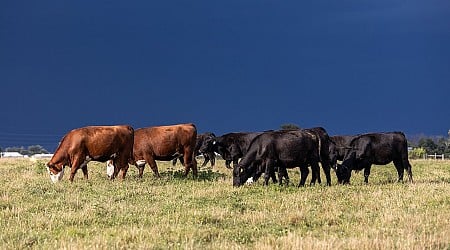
[1, 158, 449, 249]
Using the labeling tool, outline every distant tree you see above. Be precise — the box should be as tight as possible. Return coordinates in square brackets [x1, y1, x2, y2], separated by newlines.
[28, 145, 49, 155]
[437, 137, 450, 157]
[280, 123, 300, 130]
[5, 146, 24, 153]
[418, 138, 438, 154]
[5, 145, 48, 156]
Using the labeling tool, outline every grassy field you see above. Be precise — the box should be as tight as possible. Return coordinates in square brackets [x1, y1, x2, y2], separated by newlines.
[0, 158, 449, 249]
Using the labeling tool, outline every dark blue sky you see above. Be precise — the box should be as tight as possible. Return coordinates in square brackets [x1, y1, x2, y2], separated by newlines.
[1, 1, 449, 151]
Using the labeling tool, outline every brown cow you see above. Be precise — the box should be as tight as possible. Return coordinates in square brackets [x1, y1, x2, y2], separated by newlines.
[132, 123, 198, 178]
[46, 125, 134, 183]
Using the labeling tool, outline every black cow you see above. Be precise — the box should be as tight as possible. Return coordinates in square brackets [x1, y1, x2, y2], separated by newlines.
[305, 127, 334, 186]
[201, 132, 264, 169]
[233, 129, 323, 187]
[244, 127, 335, 186]
[172, 132, 217, 168]
[335, 132, 413, 184]
[329, 135, 357, 168]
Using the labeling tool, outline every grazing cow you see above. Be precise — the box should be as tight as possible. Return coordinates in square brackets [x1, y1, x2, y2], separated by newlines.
[233, 129, 322, 187]
[46, 125, 134, 183]
[329, 135, 357, 168]
[335, 132, 413, 184]
[246, 127, 335, 186]
[132, 123, 197, 178]
[172, 132, 217, 167]
[201, 132, 264, 169]
[196, 132, 217, 167]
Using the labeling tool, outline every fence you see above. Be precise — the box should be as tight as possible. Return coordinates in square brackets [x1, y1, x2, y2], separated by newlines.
[425, 153, 445, 160]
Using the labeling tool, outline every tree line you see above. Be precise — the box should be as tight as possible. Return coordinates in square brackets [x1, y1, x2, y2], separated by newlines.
[0, 145, 49, 156]
[408, 136, 450, 159]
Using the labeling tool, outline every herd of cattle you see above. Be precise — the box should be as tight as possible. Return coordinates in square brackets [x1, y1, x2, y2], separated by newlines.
[46, 123, 414, 186]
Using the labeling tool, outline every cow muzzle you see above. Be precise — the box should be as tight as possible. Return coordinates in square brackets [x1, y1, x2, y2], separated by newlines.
[47, 167, 65, 183]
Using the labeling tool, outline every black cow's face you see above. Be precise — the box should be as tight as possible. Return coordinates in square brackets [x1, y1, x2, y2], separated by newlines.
[233, 164, 257, 187]
[199, 136, 216, 154]
[232, 166, 242, 186]
[335, 164, 351, 184]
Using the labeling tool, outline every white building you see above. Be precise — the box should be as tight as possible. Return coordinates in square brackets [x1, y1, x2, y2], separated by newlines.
[0, 152, 25, 158]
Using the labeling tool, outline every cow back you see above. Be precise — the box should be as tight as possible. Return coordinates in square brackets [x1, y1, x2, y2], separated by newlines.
[134, 123, 197, 159]
[346, 132, 408, 165]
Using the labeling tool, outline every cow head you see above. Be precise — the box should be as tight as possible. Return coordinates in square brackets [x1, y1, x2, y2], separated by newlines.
[106, 160, 115, 178]
[199, 135, 216, 154]
[232, 163, 256, 187]
[336, 150, 356, 184]
[335, 163, 351, 184]
[46, 162, 65, 183]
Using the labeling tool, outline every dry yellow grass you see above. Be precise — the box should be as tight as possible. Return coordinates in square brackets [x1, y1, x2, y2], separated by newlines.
[0, 158, 449, 249]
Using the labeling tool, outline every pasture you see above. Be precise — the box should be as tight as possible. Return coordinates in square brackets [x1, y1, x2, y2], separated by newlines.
[0, 158, 449, 249]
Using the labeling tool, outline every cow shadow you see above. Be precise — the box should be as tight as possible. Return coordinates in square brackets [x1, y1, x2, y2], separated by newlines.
[162, 168, 227, 182]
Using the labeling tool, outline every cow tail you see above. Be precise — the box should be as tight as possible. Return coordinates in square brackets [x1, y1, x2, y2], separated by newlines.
[306, 130, 322, 162]
[317, 134, 322, 162]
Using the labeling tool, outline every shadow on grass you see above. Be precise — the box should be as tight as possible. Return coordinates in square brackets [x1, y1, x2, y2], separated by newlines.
[410, 177, 450, 184]
[161, 168, 227, 182]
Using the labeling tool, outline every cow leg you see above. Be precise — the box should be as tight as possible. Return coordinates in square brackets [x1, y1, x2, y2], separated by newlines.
[178, 156, 185, 166]
[276, 166, 283, 185]
[117, 157, 129, 180]
[310, 162, 320, 186]
[363, 165, 371, 183]
[395, 158, 414, 183]
[298, 164, 309, 187]
[322, 162, 332, 186]
[252, 164, 264, 182]
[272, 166, 280, 184]
[283, 168, 289, 186]
[81, 163, 88, 180]
[392, 159, 404, 182]
[277, 167, 288, 186]
[401, 157, 413, 183]
[263, 159, 275, 186]
[183, 148, 197, 177]
[192, 158, 198, 176]
[209, 152, 216, 167]
[120, 166, 129, 180]
[225, 160, 232, 169]
[111, 161, 120, 180]
[147, 159, 160, 178]
[135, 163, 145, 178]
[201, 154, 209, 167]
[172, 158, 178, 166]
[69, 157, 83, 182]
[316, 168, 322, 185]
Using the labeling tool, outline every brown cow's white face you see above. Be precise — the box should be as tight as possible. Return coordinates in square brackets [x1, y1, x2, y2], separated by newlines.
[47, 164, 65, 183]
[106, 160, 115, 178]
